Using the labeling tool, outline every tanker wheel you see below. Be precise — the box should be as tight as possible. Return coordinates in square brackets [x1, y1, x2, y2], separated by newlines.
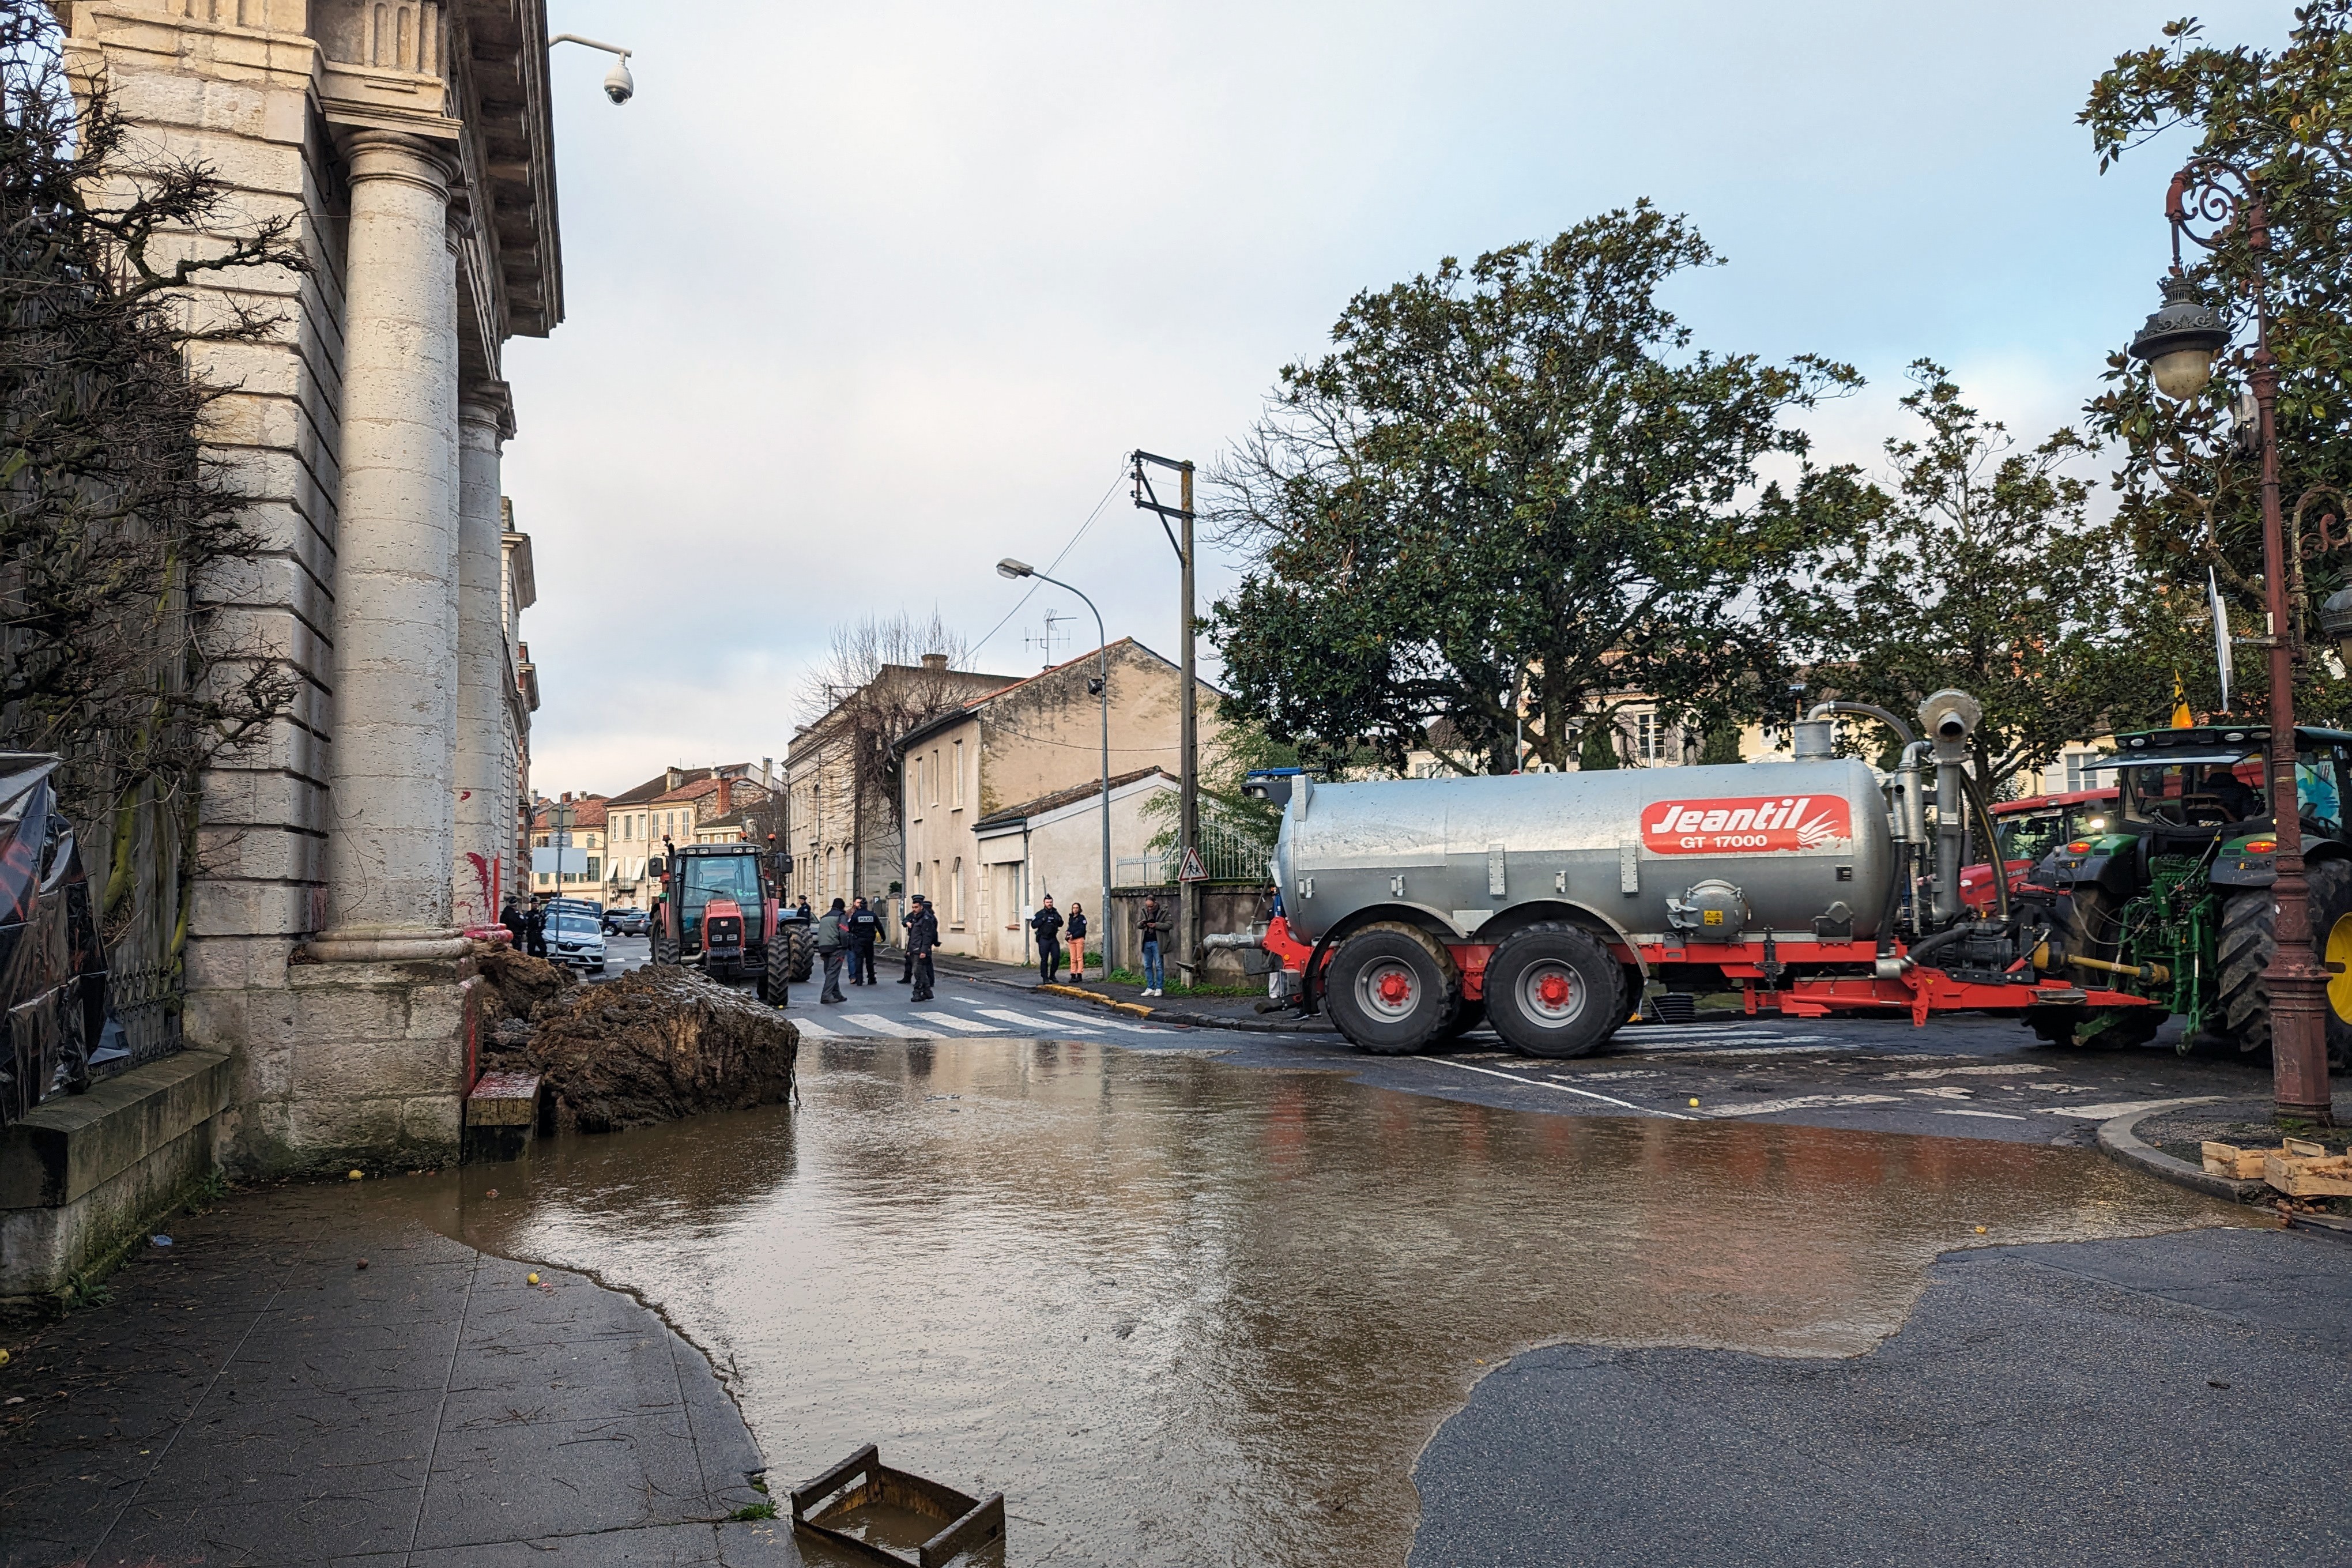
[1326, 922, 1459, 1055]
[1438, 999, 1486, 1045]
[1484, 922, 1620, 1060]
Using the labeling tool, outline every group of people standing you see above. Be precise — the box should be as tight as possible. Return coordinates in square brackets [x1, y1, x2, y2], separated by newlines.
[1028, 893, 1168, 994]
[498, 895, 550, 958]
[811, 894, 940, 1003]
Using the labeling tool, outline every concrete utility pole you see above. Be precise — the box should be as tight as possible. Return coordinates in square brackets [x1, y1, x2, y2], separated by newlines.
[1133, 451, 1200, 986]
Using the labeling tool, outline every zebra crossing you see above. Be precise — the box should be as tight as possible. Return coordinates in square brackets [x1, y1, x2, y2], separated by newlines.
[785, 992, 1181, 1041]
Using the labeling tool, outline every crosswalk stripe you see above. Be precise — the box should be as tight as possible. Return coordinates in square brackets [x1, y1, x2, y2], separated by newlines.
[914, 1012, 1004, 1034]
[842, 1013, 934, 1039]
[1039, 1008, 1163, 1034]
[789, 1018, 842, 1039]
[975, 1007, 1099, 1034]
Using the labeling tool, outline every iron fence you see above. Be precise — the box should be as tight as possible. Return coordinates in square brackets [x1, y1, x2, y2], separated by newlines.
[93, 956, 184, 1078]
[1116, 821, 1273, 886]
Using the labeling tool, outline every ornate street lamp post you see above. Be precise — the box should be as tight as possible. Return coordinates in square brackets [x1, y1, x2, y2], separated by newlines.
[2128, 159, 2334, 1122]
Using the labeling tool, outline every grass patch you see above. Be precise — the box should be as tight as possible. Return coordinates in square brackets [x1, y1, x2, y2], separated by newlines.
[728, 1503, 780, 1522]
[1100, 969, 1261, 998]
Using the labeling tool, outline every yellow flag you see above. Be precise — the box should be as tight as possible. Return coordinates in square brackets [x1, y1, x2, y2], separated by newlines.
[2171, 670, 2193, 729]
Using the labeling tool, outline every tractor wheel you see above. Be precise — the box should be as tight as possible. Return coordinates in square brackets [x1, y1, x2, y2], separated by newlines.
[2215, 885, 2278, 1061]
[2056, 885, 2124, 970]
[1483, 922, 1622, 1060]
[2306, 857, 2352, 1071]
[757, 955, 789, 1007]
[1326, 922, 1460, 1056]
[785, 926, 813, 983]
[653, 933, 679, 966]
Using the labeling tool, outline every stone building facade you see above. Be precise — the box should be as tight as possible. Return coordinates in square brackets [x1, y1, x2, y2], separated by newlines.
[59, 0, 568, 1172]
[898, 640, 1223, 958]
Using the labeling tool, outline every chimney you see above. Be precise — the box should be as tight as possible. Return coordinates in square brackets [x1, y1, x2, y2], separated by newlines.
[666, 767, 685, 790]
[560, 790, 572, 804]
[717, 777, 734, 817]
[921, 653, 948, 672]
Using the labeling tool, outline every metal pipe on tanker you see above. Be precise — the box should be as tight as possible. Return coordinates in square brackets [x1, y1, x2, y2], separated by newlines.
[1917, 691, 1984, 927]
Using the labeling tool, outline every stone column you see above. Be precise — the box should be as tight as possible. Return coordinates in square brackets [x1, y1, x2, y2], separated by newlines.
[452, 384, 512, 932]
[311, 131, 466, 963]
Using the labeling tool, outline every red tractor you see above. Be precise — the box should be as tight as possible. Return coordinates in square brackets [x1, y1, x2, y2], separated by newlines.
[649, 842, 802, 1004]
[1959, 786, 2120, 914]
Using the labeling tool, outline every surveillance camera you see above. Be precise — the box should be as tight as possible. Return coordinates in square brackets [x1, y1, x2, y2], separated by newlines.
[603, 59, 635, 104]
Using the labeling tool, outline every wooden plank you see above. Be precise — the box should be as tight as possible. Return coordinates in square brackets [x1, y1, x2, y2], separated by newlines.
[2202, 1141, 2275, 1180]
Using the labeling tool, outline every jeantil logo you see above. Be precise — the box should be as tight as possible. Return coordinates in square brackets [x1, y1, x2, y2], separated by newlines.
[1639, 796, 1851, 855]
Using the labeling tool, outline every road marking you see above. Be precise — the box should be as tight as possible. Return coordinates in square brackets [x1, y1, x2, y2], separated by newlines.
[841, 1013, 935, 1039]
[913, 1012, 1004, 1034]
[1883, 1063, 2055, 1080]
[1039, 1008, 1166, 1034]
[789, 1018, 842, 1039]
[1613, 1042, 1856, 1058]
[2036, 1096, 2221, 1121]
[1936, 1109, 2028, 1121]
[976, 1008, 1099, 1034]
[1427, 1058, 1695, 1119]
[1703, 1093, 1905, 1118]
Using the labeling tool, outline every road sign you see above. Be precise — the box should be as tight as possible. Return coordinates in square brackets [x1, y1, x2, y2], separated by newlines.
[1178, 846, 1207, 882]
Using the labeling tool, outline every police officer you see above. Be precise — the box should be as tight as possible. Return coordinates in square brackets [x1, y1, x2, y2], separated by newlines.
[907, 895, 939, 1002]
[849, 895, 881, 986]
[1029, 895, 1064, 984]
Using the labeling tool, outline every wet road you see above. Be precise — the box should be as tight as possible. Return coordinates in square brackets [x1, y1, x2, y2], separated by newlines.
[397, 1032, 2242, 1567]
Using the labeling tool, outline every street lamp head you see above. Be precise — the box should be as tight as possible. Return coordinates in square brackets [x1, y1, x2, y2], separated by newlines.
[2322, 586, 2352, 669]
[996, 558, 1034, 579]
[2129, 275, 2230, 401]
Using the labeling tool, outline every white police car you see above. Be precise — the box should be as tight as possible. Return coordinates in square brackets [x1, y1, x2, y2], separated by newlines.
[548, 910, 608, 971]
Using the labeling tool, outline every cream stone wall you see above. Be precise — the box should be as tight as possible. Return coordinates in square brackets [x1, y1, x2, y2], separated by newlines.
[62, 0, 564, 1173]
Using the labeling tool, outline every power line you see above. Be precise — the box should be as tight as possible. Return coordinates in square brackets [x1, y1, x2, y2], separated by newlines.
[969, 465, 1128, 660]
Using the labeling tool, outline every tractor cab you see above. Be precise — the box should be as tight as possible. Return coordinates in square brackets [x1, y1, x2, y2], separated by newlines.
[657, 846, 770, 973]
[2069, 725, 2352, 889]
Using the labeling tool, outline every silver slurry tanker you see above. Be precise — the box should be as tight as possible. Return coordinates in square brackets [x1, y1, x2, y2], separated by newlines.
[1272, 758, 1895, 1057]
[1275, 759, 1894, 945]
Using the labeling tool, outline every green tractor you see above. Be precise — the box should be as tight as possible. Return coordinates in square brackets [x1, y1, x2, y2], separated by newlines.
[2036, 722, 2352, 1065]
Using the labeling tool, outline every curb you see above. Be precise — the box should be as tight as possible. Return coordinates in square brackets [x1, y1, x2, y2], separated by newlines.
[2095, 1099, 2267, 1203]
[1035, 983, 1154, 1018]
[929, 960, 1333, 1034]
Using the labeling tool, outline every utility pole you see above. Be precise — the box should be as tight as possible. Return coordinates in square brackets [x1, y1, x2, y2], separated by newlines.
[1132, 450, 1199, 986]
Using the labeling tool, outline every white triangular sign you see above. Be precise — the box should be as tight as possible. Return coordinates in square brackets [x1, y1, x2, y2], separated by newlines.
[1178, 847, 1207, 881]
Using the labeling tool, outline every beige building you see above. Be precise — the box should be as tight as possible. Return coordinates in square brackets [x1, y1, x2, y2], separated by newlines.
[899, 639, 1222, 957]
[600, 764, 773, 911]
[785, 655, 1019, 913]
[528, 794, 606, 900]
[971, 768, 1175, 968]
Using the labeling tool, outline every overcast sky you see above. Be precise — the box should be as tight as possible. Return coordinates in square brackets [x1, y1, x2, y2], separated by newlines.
[503, 0, 2287, 795]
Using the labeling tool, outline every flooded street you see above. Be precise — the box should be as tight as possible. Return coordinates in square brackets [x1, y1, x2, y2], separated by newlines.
[383, 1038, 2242, 1566]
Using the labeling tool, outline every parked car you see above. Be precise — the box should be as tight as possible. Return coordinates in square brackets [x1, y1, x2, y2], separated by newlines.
[1, 753, 107, 1123]
[548, 896, 602, 918]
[604, 906, 650, 936]
[548, 910, 608, 971]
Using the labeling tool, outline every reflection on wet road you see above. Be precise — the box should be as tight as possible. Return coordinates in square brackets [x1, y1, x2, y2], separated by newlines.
[399, 1038, 2244, 1567]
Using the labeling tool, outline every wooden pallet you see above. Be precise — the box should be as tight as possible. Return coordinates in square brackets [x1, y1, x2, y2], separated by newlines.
[2263, 1137, 2352, 1198]
[2202, 1141, 2282, 1181]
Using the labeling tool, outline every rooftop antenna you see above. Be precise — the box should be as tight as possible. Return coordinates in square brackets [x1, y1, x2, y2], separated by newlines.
[1025, 607, 1072, 670]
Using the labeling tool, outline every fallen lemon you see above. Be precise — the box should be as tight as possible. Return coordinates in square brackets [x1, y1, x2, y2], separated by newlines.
[1974, 1226, 1988, 1234]
[0, 1348, 10, 1367]
[1688, 1098, 1700, 1107]
[347, 1169, 363, 1180]
[526, 1272, 540, 1286]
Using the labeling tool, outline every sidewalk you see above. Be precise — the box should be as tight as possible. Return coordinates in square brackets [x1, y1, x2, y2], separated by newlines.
[0, 1182, 797, 1567]
[920, 949, 1329, 1033]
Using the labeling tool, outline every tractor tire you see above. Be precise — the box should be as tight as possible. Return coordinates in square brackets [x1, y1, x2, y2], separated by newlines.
[2215, 885, 2278, 1061]
[2055, 885, 2124, 970]
[756, 953, 789, 1007]
[2303, 857, 2352, 1071]
[653, 933, 679, 966]
[784, 926, 813, 983]
[1326, 922, 1460, 1056]
[1483, 921, 1622, 1060]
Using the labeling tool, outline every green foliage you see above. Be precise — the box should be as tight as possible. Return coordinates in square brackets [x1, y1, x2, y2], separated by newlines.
[1695, 724, 1746, 766]
[728, 1503, 780, 1522]
[1140, 721, 1298, 858]
[1207, 204, 1869, 774]
[1784, 364, 2196, 789]
[2082, 3, 2352, 723]
[1577, 718, 1621, 771]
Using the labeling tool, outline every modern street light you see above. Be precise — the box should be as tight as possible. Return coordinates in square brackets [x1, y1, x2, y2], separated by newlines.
[998, 558, 1114, 975]
[2127, 156, 2334, 1123]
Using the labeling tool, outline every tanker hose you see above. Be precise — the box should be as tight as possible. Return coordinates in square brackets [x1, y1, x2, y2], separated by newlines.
[1806, 700, 1919, 747]
[1960, 771, 2011, 922]
[1906, 919, 1998, 968]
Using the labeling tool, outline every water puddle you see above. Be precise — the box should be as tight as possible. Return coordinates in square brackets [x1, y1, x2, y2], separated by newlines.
[386, 1038, 2244, 1566]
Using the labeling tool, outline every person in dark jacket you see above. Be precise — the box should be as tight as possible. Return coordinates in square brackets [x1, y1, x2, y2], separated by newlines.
[907, 896, 938, 1001]
[1137, 895, 1169, 996]
[500, 896, 526, 948]
[901, 896, 920, 983]
[524, 896, 549, 959]
[849, 896, 881, 985]
[1030, 896, 1064, 983]
[1065, 903, 1088, 982]
[813, 898, 849, 1003]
